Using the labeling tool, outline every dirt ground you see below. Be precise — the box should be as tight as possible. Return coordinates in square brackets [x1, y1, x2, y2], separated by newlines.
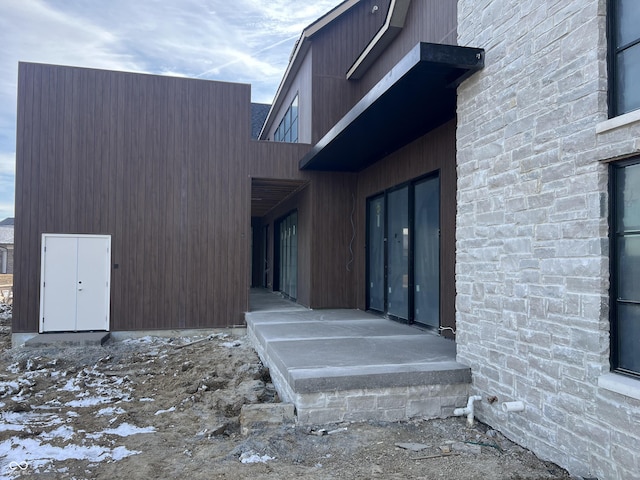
[0, 307, 571, 480]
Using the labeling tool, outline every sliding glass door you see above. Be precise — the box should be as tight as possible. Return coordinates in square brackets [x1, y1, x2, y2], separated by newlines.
[366, 174, 440, 327]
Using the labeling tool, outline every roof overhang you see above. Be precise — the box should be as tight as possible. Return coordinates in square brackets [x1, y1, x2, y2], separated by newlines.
[299, 42, 485, 172]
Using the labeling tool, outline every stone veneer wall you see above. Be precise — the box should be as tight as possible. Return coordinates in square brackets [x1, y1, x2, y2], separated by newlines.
[456, 1, 640, 478]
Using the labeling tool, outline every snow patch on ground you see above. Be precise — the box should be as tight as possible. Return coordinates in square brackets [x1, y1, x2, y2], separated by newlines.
[97, 406, 127, 416]
[102, 424, 156, 437]
[0, 437, 140, 471]
[239, 451, 274, 464]
[154, 406, 176, 416]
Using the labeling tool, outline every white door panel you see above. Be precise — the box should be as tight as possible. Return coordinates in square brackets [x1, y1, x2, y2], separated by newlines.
[77, 237, 110, 331]
[40, 235, 110, 332]
[41, 236, 78, 332]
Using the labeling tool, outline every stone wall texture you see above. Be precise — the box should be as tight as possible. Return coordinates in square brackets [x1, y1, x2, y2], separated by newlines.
[456, 1, 640, 478]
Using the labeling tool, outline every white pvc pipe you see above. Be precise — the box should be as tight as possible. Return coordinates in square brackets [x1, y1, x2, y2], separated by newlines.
[453, 395, 482, 426]
[502, 401, 525, 413]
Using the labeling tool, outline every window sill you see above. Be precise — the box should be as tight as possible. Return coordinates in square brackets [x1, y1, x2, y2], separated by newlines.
[596, 109, 640, 134]
[598, 372, 640, 401]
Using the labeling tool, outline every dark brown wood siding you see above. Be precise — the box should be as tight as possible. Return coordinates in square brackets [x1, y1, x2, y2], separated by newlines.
[14, 1, 461, 333]
[309, 173, 358, 308]
[354, 120, 457, 332]
[14, 63, 260, 332]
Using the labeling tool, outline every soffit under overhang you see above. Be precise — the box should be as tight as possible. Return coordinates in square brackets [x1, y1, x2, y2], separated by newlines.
[251, 178, 308, 217]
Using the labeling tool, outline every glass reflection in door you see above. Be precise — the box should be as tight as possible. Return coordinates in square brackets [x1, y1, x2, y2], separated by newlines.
[387, 186, 409, 320]
[413, 176, 439, 327]
[367, 195, 385, 311]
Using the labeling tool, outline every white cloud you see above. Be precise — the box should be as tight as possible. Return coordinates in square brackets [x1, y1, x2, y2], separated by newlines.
[0, 152, 15, 176]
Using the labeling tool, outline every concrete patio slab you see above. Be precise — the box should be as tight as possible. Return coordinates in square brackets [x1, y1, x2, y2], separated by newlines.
[246, 289, 471, 425]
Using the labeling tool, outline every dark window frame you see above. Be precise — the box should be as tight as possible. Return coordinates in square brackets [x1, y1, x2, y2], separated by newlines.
[610, 156, 640, 378]
[608, 0, 640, 117]
[274, 94, 299, 143]
[365, 171, 441, 329]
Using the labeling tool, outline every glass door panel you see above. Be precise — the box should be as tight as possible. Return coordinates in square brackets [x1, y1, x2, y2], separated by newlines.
[367, 196, 385, 311]
[387, 187, 409, 320]
[414, 176, 440, 327]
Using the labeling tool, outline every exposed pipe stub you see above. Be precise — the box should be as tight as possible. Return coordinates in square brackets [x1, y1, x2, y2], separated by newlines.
[453, 395, 482, 427]
[502, 401, 525, 413]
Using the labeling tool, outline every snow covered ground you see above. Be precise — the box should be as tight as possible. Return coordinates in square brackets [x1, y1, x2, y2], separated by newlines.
[0, 338, 161, 478]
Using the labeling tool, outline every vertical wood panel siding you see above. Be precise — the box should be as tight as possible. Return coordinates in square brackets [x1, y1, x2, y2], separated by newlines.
[355, 120, 457, 331]
[249, 140, 360, 310]
[309, 173, 358, 308]
[14, 63, 253, 332]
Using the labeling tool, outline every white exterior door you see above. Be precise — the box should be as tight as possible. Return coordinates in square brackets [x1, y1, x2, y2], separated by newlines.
[40, 234, 111, 333]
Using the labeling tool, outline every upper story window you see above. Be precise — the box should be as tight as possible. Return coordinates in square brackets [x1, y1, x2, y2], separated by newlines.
[610, 158, 640, 378]
[609, 0, 640, 116]
[273, 95, 298, 143]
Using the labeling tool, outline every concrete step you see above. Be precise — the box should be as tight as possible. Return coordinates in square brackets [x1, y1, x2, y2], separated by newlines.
[246, 307, 471, 425]
[25, 332, 110, 347]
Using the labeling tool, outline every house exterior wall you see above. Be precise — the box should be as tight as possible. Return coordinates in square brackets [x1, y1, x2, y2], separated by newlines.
[456, 1, 640, 478]
[14, 63, 309, 333]
[253, 171, 359, 310]
[0, 244, 13, 274]
[308, 172, 358, 308]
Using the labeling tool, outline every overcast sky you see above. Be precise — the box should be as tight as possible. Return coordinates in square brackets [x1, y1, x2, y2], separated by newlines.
[0, 0, 342, 221]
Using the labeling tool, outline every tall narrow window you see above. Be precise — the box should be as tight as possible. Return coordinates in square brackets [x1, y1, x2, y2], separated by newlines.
[609, 0, 640, 116]
[274, 95, 299, 143]
[611, 159, 640, 377]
